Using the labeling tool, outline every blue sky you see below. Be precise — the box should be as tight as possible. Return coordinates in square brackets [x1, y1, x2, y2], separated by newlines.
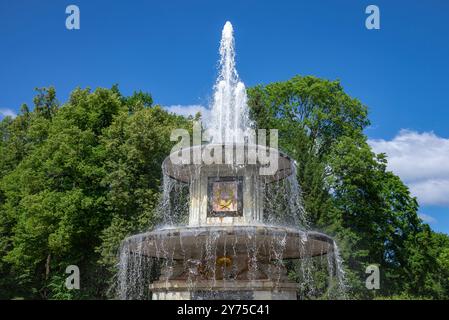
[1, 0, 449, 233]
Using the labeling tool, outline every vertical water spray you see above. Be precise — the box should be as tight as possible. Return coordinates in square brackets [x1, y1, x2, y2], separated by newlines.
[209, 21, 252, 143]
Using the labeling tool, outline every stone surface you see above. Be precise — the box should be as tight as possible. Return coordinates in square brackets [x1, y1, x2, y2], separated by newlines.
[150, 280, 298, 300]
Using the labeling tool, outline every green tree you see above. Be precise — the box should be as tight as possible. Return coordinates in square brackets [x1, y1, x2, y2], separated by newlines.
[247, 75, 449, 299]
[97, 105, 190, 286]
[0, 85, 191, 299]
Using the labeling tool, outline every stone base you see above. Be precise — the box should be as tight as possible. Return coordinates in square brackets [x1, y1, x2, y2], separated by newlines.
[150, 280, 297, 300]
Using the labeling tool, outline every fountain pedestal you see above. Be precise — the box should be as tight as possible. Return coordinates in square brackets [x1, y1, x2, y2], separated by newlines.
[124, 221, 333, 300]
[151, 280, 298, 300]
[122, 146, 335, 300]
[118, 145, 335, 300]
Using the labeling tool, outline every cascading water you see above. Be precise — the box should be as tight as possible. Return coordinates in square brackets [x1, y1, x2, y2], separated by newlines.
[116, 21, 347, 300]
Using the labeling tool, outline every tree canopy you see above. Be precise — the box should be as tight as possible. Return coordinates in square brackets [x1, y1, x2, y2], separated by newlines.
[248, 76, 449, 299]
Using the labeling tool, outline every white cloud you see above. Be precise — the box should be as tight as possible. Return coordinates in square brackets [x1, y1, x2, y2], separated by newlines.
[419, 213, 437, 224]
[164, 104, 210, 122]
[369, 130, 449, 206]
[0, 108, 17, 119]
[409, 180, 449, 206]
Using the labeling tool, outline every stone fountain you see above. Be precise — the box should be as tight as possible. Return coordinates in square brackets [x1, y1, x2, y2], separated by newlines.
[118, 22, 343, 300]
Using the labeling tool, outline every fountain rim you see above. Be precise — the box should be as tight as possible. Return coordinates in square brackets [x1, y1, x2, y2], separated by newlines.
[162, 143, 295, 183]
[123, 224, 335, 260]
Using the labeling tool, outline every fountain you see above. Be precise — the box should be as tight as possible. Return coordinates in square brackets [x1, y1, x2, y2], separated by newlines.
[118, 21, 345, 300]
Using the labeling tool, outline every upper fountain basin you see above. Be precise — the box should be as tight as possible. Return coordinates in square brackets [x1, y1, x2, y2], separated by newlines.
[163, 144, 293, 183]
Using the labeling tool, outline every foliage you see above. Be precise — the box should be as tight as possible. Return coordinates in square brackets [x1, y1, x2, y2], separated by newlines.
[0, 86, 190, 299]
[247, 75, 449, 299]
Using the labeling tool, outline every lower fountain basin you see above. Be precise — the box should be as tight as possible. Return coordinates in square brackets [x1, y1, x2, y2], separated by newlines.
[123, 225, 334, 260]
